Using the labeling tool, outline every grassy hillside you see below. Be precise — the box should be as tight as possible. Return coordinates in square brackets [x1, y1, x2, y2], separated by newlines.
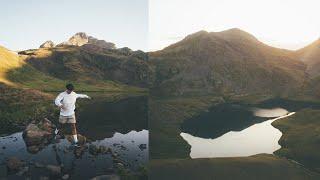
[296, 39, 320, 78]
[0, 45, 147, 133]
[0, 82, 57, 134]
[272, 108, 320, 172]
[19, 46, 153, 89]
[150, 154, 320, 180]
[1, 45, 144, 92]
[149, 29, 307, 97]
[0, 46, 24, 85]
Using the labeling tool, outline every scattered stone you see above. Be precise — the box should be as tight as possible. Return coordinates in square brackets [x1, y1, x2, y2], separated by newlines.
[114, 163, 125, 170]
[65, 134, 87, 145]
[6, 157, 25, 172]
[34, 162, 44, 168]
[105, 167, 115, 173]
[89, 144, 99, 155]
[138, 144, 147, 151]
[62, 174, 70, 180]
[111, 152, 118, 158]
[90, 174, 120, 180]
[113, 158, 122, 164]
[16, 166, 28, 176]
[27, 146, 40, 154]
[88, 144, 110, 155]
[2, 146, 5, 149]
[39, 176, 49, 180]
[74, 145, 87, 158]
[119, 145, 126, 150]
[98, 146, 108, 153]
[46, 164, 61, 175]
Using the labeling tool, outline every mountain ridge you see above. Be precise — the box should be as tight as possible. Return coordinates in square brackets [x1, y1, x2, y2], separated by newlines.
[149, 28, 307, 97]
[3, 28, 320, 98]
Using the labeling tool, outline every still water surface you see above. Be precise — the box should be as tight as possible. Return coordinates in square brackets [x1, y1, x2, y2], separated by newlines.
[0, 96, 148, 179]
[180, 101, 302, 158]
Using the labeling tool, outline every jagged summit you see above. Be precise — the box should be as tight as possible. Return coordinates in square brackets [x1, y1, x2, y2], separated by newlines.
[40, 32, 116, 49]
[39, 40, 55, 48]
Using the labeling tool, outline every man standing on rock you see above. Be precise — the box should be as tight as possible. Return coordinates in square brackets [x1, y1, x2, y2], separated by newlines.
[54, 83, 91, 146]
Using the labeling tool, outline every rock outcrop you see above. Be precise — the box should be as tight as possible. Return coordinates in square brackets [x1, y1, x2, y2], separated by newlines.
[22, 118, 56, 153]
[57, 32, 116, 49]
[39, 41, 55, 48]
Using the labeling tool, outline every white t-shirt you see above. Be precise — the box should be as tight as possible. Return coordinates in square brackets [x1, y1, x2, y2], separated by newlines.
[54, 91, 89, 116]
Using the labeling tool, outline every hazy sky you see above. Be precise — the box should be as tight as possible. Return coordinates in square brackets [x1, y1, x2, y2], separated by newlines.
[0, 0, 148, 51]
[1, 1, 319, 52]
[149, 0, 320, 51]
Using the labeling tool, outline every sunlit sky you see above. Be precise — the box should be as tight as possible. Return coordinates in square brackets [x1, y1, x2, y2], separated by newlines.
[149, 0, 320, 51]
[0, 0, 148, 51]
[1, 1, 319, 52]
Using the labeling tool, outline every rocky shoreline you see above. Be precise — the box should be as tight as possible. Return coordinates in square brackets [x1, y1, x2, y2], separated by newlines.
[3, 118, 147, 179]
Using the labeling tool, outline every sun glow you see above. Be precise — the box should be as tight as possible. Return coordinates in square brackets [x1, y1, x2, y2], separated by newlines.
[150, 0, 320, 51]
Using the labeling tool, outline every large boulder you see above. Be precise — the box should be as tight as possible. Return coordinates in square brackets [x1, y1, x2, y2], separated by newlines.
[22, 118, 56, 153]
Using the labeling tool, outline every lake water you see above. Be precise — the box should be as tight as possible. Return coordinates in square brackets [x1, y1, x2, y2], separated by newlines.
[0, 95, 148, 179]
[180, 101, 303, 158]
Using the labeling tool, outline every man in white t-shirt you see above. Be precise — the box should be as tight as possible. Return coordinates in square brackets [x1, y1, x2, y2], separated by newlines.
[54, 83, 91, 146]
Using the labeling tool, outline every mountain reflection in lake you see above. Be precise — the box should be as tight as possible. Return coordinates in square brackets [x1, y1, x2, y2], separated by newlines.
[0, 95, 148, 179]
[179, 100, 310, 158]
[181, 112, 294, 158]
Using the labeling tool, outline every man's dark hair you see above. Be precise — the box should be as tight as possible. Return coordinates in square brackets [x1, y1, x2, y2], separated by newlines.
[66, 83, 74, 91]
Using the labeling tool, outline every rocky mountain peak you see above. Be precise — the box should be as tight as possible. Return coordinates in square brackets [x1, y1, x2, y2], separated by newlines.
[57, 32, 116, 49]
[39, 40, 55, 48]
[68, 32, 90, 46]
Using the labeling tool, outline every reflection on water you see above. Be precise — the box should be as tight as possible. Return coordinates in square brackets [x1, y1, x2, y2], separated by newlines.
[0, 130, 148, 179]
[180, 104, 268, 139]
[251, 107, 288, 118]
[179, 100, 308, 158]
[181, 112, 295, 158]
[0, 95, 148, 179]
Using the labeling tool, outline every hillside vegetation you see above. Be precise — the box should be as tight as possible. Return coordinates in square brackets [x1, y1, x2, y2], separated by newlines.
[149, 29, 307, 97]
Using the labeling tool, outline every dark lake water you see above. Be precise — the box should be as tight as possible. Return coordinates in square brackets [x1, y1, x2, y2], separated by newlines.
[0, 95, 148, 179]
[180, 99, 320, 158]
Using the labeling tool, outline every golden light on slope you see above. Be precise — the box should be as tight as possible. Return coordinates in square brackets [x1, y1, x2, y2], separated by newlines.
[0, 46, 25, 86]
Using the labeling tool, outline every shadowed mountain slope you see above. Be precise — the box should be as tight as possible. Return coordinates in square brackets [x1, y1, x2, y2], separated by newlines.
[149, 29, 307, 97]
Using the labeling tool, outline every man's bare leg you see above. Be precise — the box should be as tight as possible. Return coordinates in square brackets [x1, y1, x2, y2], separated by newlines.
[71, 123, 78, 143]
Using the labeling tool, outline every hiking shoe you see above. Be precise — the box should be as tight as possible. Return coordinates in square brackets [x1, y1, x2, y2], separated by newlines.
[54, 128, 59, 135]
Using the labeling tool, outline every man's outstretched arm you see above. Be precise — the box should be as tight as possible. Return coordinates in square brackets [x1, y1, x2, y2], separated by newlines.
[76, 93, 91, 99]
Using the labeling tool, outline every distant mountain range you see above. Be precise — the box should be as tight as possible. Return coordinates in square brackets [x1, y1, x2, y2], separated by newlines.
[2, 29, 320, 98]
